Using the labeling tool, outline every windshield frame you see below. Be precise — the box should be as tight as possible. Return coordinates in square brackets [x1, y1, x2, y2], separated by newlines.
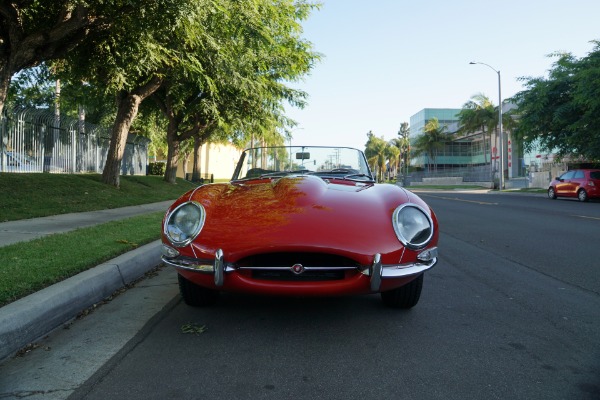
[231, 146, 375, 183]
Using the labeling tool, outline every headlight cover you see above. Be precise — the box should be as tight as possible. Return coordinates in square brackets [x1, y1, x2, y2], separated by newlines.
[392, 203, 434, 249]
[164, 202, 205, 247]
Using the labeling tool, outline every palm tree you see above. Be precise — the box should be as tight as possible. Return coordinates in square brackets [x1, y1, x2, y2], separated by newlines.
[457, 93, 496, 164]
[364, 131, 388, 182]
[391, 122, 410, 177]
[412, 117, 447, 172]
[386, 144, 400, 180]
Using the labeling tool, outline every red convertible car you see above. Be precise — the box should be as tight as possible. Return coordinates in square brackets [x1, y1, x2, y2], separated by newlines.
[162, 146, 439, 309]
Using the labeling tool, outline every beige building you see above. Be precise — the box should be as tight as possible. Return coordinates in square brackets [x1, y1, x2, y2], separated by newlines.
[150, 142, 243, 181]
[177, 142, 243, 181]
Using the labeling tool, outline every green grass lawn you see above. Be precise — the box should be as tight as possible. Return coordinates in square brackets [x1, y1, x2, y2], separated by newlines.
[0, 212, 164, 306]
[512, 188, 546, 194]
[0, 173, 200, 306]
[0, 173, 198, 222]
[407, 185, 490, 190]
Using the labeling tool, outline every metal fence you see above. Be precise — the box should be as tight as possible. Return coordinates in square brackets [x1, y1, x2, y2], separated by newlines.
[408, 164, 494, 184]
[1, 107, 149, 175]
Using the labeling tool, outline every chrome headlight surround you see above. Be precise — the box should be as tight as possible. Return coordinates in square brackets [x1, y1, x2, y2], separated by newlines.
[164, 201, 206, 247]
[392, 203, 434, 250]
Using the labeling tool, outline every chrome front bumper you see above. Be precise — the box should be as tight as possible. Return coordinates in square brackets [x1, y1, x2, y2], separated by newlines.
[162, 245, 438, 292]
[367, 248, 438, 291]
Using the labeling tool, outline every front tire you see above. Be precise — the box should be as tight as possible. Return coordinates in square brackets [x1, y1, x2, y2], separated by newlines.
[381, 274, 423, 309]
[178, 274, 219, 306]
[548, 187, 557, 199]
[577, 189, 588, 202]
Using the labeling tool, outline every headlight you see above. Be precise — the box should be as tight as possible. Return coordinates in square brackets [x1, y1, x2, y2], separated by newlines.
[164, 202, 205, 247]
[392, 203, 434, 249]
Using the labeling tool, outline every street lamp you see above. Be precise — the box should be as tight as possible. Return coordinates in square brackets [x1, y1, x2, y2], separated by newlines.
[469, 61, 504, 190]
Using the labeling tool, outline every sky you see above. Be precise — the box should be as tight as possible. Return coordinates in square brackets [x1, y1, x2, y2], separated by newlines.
[285, 0, 600, 150]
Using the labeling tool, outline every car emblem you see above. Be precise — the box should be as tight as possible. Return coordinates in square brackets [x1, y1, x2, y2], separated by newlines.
[291, 263, 304, 274]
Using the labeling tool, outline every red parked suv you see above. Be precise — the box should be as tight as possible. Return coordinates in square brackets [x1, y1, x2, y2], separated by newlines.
[548, 169, 600, 202]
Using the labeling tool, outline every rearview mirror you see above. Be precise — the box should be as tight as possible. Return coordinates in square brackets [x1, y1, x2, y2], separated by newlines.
[295, 152, 310, 160]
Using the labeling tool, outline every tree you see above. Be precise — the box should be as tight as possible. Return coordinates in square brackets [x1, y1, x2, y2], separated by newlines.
[412, 117, 447, 172]
[6, 62, 117, 128]
[133, 106, 168, 162]
[386, 144, 400, 180]
[390, 122, 410, 176]
[59, 0, 210, 187]
[6, 65, 55, 110]
[457, 94, 496, 164]
[511, 41, 600, 161]
[147, 0, 319, 184]
[6, 1, 319, 186]
[364, 131, 388, 182]
[150, 82, 214, 183]
[0, 1, 148, 117]
[58, 0, 318, 187]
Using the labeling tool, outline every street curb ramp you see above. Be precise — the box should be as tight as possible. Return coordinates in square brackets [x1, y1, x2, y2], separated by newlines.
[0, 240, 162, 362]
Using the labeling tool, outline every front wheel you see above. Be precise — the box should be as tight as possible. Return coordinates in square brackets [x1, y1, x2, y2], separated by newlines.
[178, 274, 219, 306]
[578, 189, 588, 202]
[381, 274, 423, 309]
[548, 187, 557, 199]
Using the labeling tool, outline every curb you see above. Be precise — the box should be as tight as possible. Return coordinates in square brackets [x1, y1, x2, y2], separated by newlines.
[0, 240, 162, 362]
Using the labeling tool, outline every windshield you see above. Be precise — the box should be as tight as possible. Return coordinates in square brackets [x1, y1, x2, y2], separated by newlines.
[232, 146, 374, 182]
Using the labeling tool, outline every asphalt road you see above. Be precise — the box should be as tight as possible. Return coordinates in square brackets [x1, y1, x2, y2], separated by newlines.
[2, 190, 599, 400]
[419, 190, 600, 294]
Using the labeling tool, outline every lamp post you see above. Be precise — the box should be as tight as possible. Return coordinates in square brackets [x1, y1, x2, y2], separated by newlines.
[469, 61, 504, 190]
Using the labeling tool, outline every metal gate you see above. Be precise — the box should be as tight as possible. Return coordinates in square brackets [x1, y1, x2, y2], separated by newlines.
[1, 107, 149, 175]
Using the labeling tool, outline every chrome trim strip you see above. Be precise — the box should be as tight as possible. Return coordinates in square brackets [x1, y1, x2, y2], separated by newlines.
[214, 249, 224, 287]
[380, 258, 437, 278]
[162, 256, 215, 272]
[163, 252, 438, 284]
[235, 266, 356, 271]
[370, 253, 382, 292]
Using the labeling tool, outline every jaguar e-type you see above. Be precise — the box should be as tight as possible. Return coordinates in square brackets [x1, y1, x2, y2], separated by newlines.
[162, 146, 439, 309]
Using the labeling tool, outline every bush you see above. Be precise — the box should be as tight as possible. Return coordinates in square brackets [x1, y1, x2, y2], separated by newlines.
[148, 162, 166, 175]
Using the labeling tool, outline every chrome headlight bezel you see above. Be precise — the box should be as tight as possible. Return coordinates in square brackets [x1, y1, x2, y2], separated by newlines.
[163, 201, 205, 247]
[392, 203, 434, 250]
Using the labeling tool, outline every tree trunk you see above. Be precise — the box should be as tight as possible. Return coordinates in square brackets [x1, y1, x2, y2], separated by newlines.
[181, 152, 190, 178]
[163, 114, 181, 184]
[164, 134, 180, 184]
[101, 77, 162, 187]
[192, 136, 204, 181]
[0, 64, 11, 117]
[101, 93, 140, 187]
[482, 128, 488, 164]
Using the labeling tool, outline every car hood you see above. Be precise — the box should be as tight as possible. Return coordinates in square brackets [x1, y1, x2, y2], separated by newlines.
[176, 176, 430, 263]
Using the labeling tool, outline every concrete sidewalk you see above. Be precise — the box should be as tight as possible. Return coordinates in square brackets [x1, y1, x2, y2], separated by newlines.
[0, 200, 173, 361]
[0, 200, 173, 247]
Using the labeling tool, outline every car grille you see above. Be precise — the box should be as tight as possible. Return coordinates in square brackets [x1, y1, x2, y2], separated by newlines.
[235, 252, 359, 282]
[252, 269, 345, 281]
